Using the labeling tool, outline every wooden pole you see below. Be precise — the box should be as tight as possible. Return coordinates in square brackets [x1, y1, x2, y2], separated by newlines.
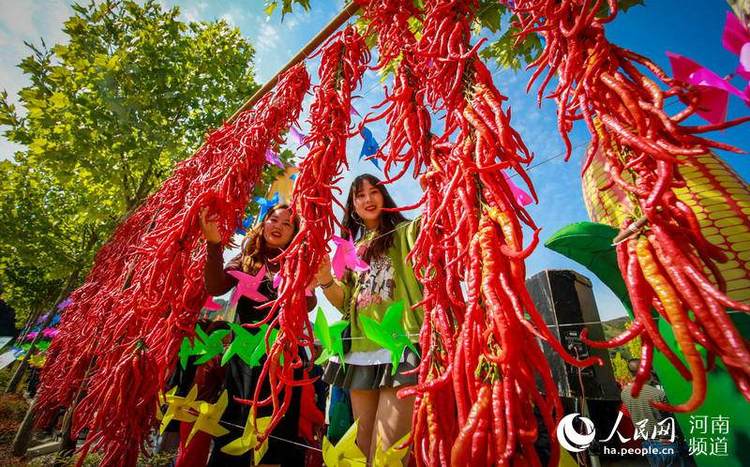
[226, 1, 359, 124]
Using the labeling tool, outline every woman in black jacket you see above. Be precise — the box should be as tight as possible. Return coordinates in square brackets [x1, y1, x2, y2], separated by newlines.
[200, 204, 316, 467]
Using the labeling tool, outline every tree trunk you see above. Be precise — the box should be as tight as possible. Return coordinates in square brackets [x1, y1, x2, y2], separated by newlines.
[6, 266, 82, 457]
[17, 303, 44, 343]
[52, 367, 90, 467]
[11, 400, 38, 456]
[5, 267, 80, 394]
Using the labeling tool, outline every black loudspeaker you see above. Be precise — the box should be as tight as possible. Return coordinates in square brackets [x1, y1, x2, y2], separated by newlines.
[526, 270, 620, 401]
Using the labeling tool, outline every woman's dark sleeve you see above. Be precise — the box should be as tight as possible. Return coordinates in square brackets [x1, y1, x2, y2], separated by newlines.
[204, 242, 239, 296]
[305, 293, 317, 312]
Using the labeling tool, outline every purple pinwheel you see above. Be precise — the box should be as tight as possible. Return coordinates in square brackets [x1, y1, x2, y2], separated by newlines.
[289, 126, 309, 149]
[57, 297, 73, 311]
[265, 148, 284, 169]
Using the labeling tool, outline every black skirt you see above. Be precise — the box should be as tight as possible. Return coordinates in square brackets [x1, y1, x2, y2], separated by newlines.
[321, 348, 420, 390]
[207, 356, 305, 466]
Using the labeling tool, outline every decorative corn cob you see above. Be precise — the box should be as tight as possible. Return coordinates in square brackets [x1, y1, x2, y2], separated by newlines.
[582, 147, 750, 303]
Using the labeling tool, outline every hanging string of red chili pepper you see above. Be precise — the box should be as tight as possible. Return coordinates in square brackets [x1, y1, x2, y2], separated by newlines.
[33, 64, 310, 466]
[356, 0, 431, 184]
[511, 0, 750, 411]
[360, 1, 602, 465]
[246, 26, 369, 440]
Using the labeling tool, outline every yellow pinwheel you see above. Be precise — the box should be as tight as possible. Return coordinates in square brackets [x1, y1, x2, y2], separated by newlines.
[373, 433, 410, 467]
[28, 353, 46, 368]
[322, 420, 367, 467]
[185, 390, 229, 445]
[159, 385, 199, 434]
[221, 411, 272, 465]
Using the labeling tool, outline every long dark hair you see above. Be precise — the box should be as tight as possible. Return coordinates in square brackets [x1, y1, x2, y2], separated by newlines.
[240, 204, 299, 273]
[342, 174, 408, 263]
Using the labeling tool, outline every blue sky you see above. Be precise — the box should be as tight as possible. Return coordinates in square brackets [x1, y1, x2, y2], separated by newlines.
[1, 1, 747, 321]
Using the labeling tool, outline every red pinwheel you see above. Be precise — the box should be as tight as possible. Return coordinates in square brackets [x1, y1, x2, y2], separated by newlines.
[203, 296, 224, 311]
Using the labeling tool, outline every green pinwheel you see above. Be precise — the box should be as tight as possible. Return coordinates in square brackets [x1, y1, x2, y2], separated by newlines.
[193, 325, 230, 365]
[221, 323, 278, 367]
[178, 337, 194, 370]
[360, 301, 419, 375]
[312, 307, 349, 367]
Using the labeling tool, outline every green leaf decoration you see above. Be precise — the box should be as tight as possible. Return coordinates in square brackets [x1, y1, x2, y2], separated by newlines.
[312, 307, 349, 367]
[544, 222, 631, 308]
[360, 301, 419, 375]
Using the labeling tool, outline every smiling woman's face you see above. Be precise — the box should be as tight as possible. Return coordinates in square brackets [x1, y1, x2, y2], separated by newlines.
[262, 208, 294, 248]
[353, 179, 384, 228]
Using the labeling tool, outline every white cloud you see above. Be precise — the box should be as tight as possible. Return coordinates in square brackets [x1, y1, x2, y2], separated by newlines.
[0, 0, 37, 38]
[0, 0, 72, 158]
[257, 21, 281, 50]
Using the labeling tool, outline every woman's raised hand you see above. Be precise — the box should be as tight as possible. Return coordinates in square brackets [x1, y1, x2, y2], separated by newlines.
[315, 254, 334, 286]
[199, 207, 222, 244]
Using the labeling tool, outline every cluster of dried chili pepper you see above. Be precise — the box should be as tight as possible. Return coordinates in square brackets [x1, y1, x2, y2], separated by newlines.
[33, 64, 310, 465]
[356, 0, 431, 183]
[359, 0, 601, 465]
[512, 0, 750, 411]
[249, 26, 369, 438]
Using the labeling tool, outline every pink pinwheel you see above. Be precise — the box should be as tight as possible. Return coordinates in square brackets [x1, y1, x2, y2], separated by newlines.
[265, 148, 284, 169]
[502, 171, 533, 206]
[331, 235, 370, 280]
[42, 328, 59, 339]
[668, 52, 747, 124]
[25, 332, 38, 341]
[273, 272, 313, 296]
[228, 267, 268, 305]
[723, 11, 750, 79]
[203, 296, 224, 311]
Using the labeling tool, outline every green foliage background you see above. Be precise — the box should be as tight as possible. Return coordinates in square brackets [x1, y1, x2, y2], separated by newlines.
[0, 0, 278, 325]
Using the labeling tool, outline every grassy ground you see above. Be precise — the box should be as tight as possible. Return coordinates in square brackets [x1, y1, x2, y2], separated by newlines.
[0, 366, 174, 466]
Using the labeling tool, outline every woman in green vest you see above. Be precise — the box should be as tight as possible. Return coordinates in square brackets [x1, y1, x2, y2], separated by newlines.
[315, 173, 423, 463]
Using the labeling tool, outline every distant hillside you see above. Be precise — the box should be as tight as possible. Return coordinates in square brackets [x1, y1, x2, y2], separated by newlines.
[601, 316, 630, 340]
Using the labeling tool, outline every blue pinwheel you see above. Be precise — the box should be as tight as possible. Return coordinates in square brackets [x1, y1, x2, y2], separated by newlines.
[255, 192, 280, 222]
[359, 126, 380, 170]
